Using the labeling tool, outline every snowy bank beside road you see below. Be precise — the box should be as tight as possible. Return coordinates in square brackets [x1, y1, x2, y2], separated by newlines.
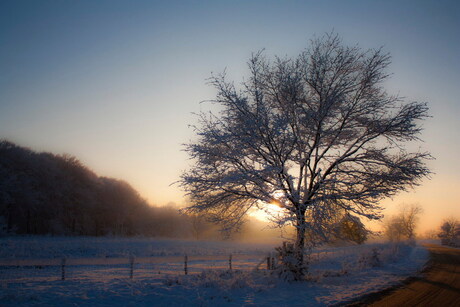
[311, 243, 429, 305]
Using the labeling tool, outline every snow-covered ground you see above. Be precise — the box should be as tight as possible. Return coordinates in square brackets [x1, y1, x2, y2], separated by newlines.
[0, 237, 429, 306]
[0, 236, 274, 259]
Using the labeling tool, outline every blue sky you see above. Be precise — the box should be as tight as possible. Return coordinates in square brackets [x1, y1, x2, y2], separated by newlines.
[1, 0, 459, 233]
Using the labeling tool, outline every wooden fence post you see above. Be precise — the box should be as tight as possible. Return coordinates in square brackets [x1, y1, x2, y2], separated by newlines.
[184, 255, 188, 275]
[61, 258, 66, 280]
[266, 252, 276, 270]
[129, 255, 134, 279]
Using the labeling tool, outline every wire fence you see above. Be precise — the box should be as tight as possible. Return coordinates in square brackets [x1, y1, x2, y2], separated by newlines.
[0, 254, 267, 283]
[0, 244, 389, 284]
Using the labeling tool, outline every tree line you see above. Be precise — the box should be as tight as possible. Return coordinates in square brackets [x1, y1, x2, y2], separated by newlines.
[0, 140, 215, 238]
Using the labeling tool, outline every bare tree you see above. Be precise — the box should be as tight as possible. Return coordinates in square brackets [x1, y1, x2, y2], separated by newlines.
[180, 33, 431, 279]
[383, 215, 405, 242]
[424, 229, 438, 240]
[384, 203, 423, 242]
[438, 217, 460, 246]
[336, 214, 368, 244]
[400, 203, 423, 240]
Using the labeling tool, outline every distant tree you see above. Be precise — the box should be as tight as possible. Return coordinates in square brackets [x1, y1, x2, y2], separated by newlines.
[383, 203, 423, 242]
[423, 229, 438, 240]
[302, 204, 368, 245]
[189, 213, 212, 240]
[438, 218, 460, 246]
[336, 214, 368, 244]
[400, 203, 423, 240]
[181, 33, 431, 279]
[383, 215, 405, 242]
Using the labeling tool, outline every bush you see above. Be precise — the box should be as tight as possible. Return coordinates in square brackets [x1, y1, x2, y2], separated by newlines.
[358, 248, 381, 268]
[273, 242, 308, 281]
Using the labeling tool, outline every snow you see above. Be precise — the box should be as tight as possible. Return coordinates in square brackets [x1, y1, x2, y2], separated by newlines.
[0, 236, 273, 259]
[0, 237, 429, 306]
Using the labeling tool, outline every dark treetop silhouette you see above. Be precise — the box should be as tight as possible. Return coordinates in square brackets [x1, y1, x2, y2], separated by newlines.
[0, 141, 200, 238]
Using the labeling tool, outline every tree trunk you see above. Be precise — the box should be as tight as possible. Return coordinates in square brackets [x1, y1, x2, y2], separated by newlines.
[7, 204, 12, 231]
[294, 210, 307, 280]
[26, 209, 30, 234]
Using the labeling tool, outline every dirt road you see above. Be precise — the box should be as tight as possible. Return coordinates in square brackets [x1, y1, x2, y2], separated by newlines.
[349, 243, 460, 306]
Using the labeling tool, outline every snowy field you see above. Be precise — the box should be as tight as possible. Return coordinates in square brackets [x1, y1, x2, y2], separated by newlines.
[0, 237, 429, 306]
[0, 236, 275, 259]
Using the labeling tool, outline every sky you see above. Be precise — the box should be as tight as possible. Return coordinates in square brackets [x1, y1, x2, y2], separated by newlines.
[1, 0, 459, 234]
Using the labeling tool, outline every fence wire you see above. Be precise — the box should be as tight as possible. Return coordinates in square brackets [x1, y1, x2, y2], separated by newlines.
[0, 254, 265, 283]
[0, 244, 390, 284]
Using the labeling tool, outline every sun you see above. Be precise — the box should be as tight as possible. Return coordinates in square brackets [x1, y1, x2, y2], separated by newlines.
[249, 192, 287, 222]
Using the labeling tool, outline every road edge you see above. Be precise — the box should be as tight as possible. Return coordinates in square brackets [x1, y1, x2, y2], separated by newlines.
[334, 245, 434, 306]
